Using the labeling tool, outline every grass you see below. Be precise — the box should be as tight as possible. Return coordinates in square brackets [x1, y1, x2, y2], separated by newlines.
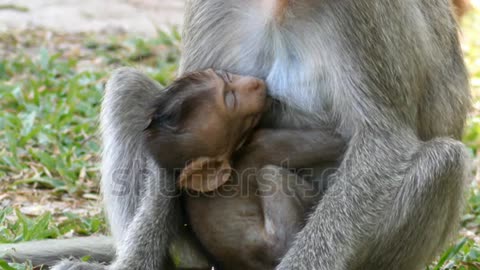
[0, 5, 29, 12]
[0, 8, 480, 270]
[0, 28, 180, 270]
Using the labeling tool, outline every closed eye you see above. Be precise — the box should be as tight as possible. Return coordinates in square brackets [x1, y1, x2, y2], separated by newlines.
[224, 90, 236, 109]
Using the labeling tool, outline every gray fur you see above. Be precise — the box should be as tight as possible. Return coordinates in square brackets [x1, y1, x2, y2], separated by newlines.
[99, 68, 181, 270]
[96, 68, 209, 270]
[0, 234, 209, 269]
[36, 0, 473, 269]
[0, 237, 114, 267]
[181, 0, 471, 269]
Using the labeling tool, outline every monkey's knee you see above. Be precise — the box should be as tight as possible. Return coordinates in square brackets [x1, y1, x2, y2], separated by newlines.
[104, 67, 161, 103]
[255, 166, 312, 259]
[105, 68, 152, 96]
[412, 138, 468, 195]
[416, 138, 469, 235]
[364, 138, 469, 269]
[101, 68, 161, 133]
[396, 137, 468, 219]
[103, 68, 159, 111]
[51, 260, 107, 270]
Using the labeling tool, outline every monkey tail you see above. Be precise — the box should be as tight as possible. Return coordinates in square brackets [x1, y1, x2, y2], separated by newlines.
[0, 236, 115, 267]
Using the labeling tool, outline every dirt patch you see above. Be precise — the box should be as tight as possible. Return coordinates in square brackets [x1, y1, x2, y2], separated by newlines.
[0, 0, 184, 36]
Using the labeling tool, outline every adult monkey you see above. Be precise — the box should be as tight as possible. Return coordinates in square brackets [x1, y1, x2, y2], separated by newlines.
[5, 0, 469, 270]
[177, 1, 470, 269]
[125, 0, 467, 269]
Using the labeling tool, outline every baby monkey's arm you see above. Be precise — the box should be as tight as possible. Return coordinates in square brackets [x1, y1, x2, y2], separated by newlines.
[234, 128, 345, 170]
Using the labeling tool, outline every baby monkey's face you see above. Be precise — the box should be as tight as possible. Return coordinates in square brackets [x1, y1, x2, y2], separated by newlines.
[177, 69, 268, 192]
[146, 69, 268, 192]
[212, 69, 267, 117]
[185, 69, 268, 156]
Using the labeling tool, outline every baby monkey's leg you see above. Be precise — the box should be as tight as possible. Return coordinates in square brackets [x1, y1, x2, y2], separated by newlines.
[256, 165, 321, 260]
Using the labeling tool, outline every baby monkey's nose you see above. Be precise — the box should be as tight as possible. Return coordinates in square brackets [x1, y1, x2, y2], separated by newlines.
[249, 79, 265, 92]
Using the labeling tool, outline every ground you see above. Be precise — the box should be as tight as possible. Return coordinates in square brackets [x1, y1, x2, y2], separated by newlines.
[0, 1, 479, 270]
[0, 0, 184, 36]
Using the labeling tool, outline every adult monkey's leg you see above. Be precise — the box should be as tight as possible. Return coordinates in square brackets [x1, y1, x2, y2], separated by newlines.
[278, 131, 468, 270]
[52, 68, 184, 270]
[360, 138, 467, 269]
[101, 68, 179, 270]
[276, 1, 471, 270]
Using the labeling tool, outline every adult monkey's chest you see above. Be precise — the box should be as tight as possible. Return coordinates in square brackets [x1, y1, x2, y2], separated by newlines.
[182, 0, 342, 114]
[235, 0, 339, 113]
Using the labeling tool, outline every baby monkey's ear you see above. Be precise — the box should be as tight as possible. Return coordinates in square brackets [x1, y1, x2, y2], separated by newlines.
[178, 157, 232, 192]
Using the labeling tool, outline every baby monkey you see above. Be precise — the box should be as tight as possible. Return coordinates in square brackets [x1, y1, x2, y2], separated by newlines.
[145, 69, 344, 270]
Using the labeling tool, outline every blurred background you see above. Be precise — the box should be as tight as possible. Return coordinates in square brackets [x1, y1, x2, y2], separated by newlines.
[0, 0, 479, 269]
